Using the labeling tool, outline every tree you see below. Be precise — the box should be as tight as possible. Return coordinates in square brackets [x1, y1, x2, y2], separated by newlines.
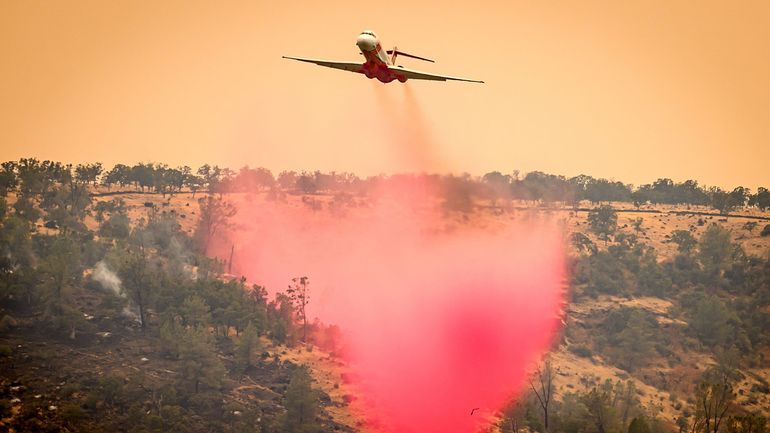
[194, 196, 236, 254]
[552, 391, 590, 433]
[571, 232, 596, 255]
[271, 292, 296, 345]
[99, 213, 130, 239]
[16, 158, 44, 196]
[743, 221, 758, 234]
[40, 180, 92, 235]
[296, 173, 317, 194]
[482, 171, 512, 202]
[277, 170, 298, 190]
[698, 224, 733, 279]
[615, 381, 641, 429]
[583, 178, 631, 204]
[0, 162, 18, 196]
[628, 417, 651, 433]
[282, 365, 320, 433]
[75, 162, 103, 186]
[185, 172, 204, 197]
[528, 359, 555, 432]
[726, 414, 767, 433]
[177, 327, 225, 394]
[168, 166, 188, 194]
[152, 163, 171, 196]
[287, 276, 311, 343]
[236, 322, 260, 373]
[130, 163, 155, 192]
[102, 164, 131, 190]
[710, 188, 735, 214]
[693, 368, 735, 433]
[637, 248, 671, 297]
[234, 166, 275, 191]
[39, 236, 81, 306]
[602, 309, 656, 372]
[581, 381, 619, 433]
[689, 295, 736, 348]
[116, 249, 156, 329]
[216, 167, 236, 195]
[749, 187, 770, 210]
[38, 236, 83, 338]
[499, 397, 529, 433]
[727, 187, 749, 210]
[179, 295, 211, 328]
[671, 230, 697, 254]
[442, 174, 475, 212]
[0, 216, 35, 304]
[762, 225, 770, 238]
[587, 205, 618, 244]
[197, 164, 222, 193]
[13, 194, 41, 223]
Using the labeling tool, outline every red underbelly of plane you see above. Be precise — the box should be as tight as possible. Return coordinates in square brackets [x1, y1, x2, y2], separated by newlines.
[361, 52, 406, 83]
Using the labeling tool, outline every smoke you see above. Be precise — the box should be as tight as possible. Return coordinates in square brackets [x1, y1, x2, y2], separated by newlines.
[92, 260, 142, 323]
[93, 260, 124, 298]
[120, 305, 142, 324]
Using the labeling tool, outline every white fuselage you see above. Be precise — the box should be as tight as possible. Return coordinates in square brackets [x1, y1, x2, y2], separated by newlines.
[355, 30, 406, 83]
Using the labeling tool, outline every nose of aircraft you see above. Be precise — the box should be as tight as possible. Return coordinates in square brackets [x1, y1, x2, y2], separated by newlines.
[356, 33, 377, 52]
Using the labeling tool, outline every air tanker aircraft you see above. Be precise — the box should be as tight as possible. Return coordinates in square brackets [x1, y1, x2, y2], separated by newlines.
[283, 30, 484, 84]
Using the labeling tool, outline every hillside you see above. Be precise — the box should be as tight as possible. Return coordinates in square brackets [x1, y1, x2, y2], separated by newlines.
[1, 161, 769, 433]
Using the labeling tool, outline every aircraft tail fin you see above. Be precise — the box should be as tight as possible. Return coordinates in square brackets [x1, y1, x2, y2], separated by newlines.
[387, 48, 435, 64]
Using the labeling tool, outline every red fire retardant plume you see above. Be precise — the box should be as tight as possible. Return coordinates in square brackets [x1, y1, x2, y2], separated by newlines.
[216, 180, 565, 433]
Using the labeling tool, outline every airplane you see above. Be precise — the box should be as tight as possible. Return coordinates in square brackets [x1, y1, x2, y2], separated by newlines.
[283, 30, 484, 84]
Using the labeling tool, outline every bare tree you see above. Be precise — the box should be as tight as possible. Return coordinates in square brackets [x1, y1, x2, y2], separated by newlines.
[693, 366, 735, 433]
[528, 358, 555, 432]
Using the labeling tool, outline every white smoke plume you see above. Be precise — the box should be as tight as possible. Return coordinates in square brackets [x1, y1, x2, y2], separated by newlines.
[92, 260, 125, 298]
[121, 305, 141, 323]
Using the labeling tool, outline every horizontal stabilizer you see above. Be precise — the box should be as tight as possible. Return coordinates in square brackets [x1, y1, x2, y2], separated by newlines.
[386, 49, 435, 63]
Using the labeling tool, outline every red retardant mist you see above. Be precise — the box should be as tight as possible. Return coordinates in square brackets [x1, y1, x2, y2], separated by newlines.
[214, 178, 566, 433]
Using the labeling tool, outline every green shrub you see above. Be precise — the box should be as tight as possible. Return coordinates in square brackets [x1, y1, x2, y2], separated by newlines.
[61, 382, 80, 397]
[570, 344, 593, 358]
[761, 224, 770, 237]
[0, 315, 18, 332]
[61, 403, 87, 424]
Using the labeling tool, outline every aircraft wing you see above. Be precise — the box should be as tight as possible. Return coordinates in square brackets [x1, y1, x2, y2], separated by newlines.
[282, 56, 364, 74]
[392, 65, 484, 83]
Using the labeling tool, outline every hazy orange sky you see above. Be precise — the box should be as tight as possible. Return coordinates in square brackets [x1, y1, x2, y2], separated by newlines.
[1, 0, 768, 188]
